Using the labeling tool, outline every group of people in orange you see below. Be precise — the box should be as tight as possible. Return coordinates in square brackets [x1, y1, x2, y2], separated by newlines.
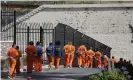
[77, 45, 110, 69]
[7, 40, 114, 79]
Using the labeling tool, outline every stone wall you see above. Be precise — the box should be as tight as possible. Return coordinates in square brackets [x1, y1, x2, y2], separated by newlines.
[25, 4, 133, 63]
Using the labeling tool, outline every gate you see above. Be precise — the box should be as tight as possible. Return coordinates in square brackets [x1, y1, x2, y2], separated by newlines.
[16, 22, 54, 60]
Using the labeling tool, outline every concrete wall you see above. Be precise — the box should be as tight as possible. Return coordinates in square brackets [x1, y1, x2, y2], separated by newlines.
[25, 5, 133, 63]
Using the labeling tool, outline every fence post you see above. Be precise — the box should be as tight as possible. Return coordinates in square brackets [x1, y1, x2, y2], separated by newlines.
[40, 27, 43, 46]
[27, 26, 29, 45]
[64, 26, 66, 46]
[54, 27, 56, 44]
[52, 29, 55, 45]
[14, 10, 16, 44]
[1, 10, 2, 32]
[73, 32, 75, 46]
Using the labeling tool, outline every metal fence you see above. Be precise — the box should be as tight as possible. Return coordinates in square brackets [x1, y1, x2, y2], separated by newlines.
[1, 10, 16, 41]
[16, 22, 54, 54]
[55, 23, 112, 66]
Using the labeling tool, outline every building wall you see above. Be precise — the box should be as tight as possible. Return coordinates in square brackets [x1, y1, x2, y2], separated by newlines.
[25, 7, 133, 62]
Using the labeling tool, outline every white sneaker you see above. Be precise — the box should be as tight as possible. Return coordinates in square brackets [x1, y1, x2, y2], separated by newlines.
[8, 76, 13, 79]
[49, 68, 51, 70]
[55, 68, 59, 70]
[79, 66, 82, 68]
[69, 66, 72, 68]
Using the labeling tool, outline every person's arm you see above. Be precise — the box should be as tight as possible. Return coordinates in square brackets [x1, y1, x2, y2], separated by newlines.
[7, 50, 13, 59]
[42, 47, 45, 54]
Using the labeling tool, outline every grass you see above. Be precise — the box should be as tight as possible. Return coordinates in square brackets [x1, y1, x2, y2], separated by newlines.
[89, 70, 126, 80]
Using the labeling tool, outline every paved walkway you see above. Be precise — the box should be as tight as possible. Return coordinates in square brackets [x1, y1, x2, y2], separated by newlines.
[1, 66, 101, 80]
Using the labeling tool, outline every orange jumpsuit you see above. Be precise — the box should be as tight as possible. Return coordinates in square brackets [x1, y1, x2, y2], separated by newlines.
[7, 48, 19, 78]
[25, 45, 36, 73]
[95, 51, 102, 68]
[63, 45, 70, 67]
[77, 45, 87, 67]
[104, 55, 108, 67]
[112, 58, 117, 64]
[15, 50, 21, 73]
[34, 47, 44, 72]
[85, 50, 95, 68]
[69, 45, 75, 67]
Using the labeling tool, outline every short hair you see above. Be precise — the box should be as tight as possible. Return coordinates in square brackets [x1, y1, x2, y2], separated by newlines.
[16, 46, 19, 50]
[29, 41, 34, 45]
[49, 43, 53, 45]
[36, 41, 40, 45]
[112, 56, 114, 58]
[124, 59, 126, 62]
[88, 46, 92, 50]
[120, 58, 123, 61]
[55, 41, 61, 45]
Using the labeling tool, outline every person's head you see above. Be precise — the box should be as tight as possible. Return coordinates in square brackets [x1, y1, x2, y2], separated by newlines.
[12, 44, 16, 48]
[36, 41, 40, 45]
[16, 46, 19, 50]
[88, 47, 91, 50]
[29, 41, 34, 45]
[120, 58, 123, 61]
[112, 56, 114, 59]
[49, 43, 53, 46]
[128, 60, 131, 63]
[55, 41, 61, 45]
[124, 59, 126, 62]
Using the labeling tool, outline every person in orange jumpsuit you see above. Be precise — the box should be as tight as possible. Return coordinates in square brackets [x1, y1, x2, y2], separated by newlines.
[7, 44, 19, 79]
[46, 43, 55, 70]
[85, 47, 95, 68]
[25, 41, 36, 74]
[15, 46, 22, 74]
[95, 51, 102, 68]
[77, 45, 87, 68]
[111, 56, 117, 64]
[54, 41, 63, 70]
[111, 56, 117, 68]
[34, 41, 44, 72]
[63, 42, 70, 68]
[68, 42, 75, 68]
[103, 55, 108, 68]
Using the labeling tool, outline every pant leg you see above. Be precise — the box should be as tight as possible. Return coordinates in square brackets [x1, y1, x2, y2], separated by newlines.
[16, 58, 20, 73]
[49, 56, 54, 68]
[89, 59, 93, 68]
[64, 54, 67, 67]
[8, 58, 16, 77]
[81, 55, 86, 67]
[78, 56, 82, 67]
[66, 54, 70, 67]
[69, 54, 74, 67]
[39, 57, 42, 71]
[55, 56, 60, 69]
[27, 56, 33, 73]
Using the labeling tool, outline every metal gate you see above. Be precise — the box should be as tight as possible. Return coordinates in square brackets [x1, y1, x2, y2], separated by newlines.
[16, 22, 54, 54]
